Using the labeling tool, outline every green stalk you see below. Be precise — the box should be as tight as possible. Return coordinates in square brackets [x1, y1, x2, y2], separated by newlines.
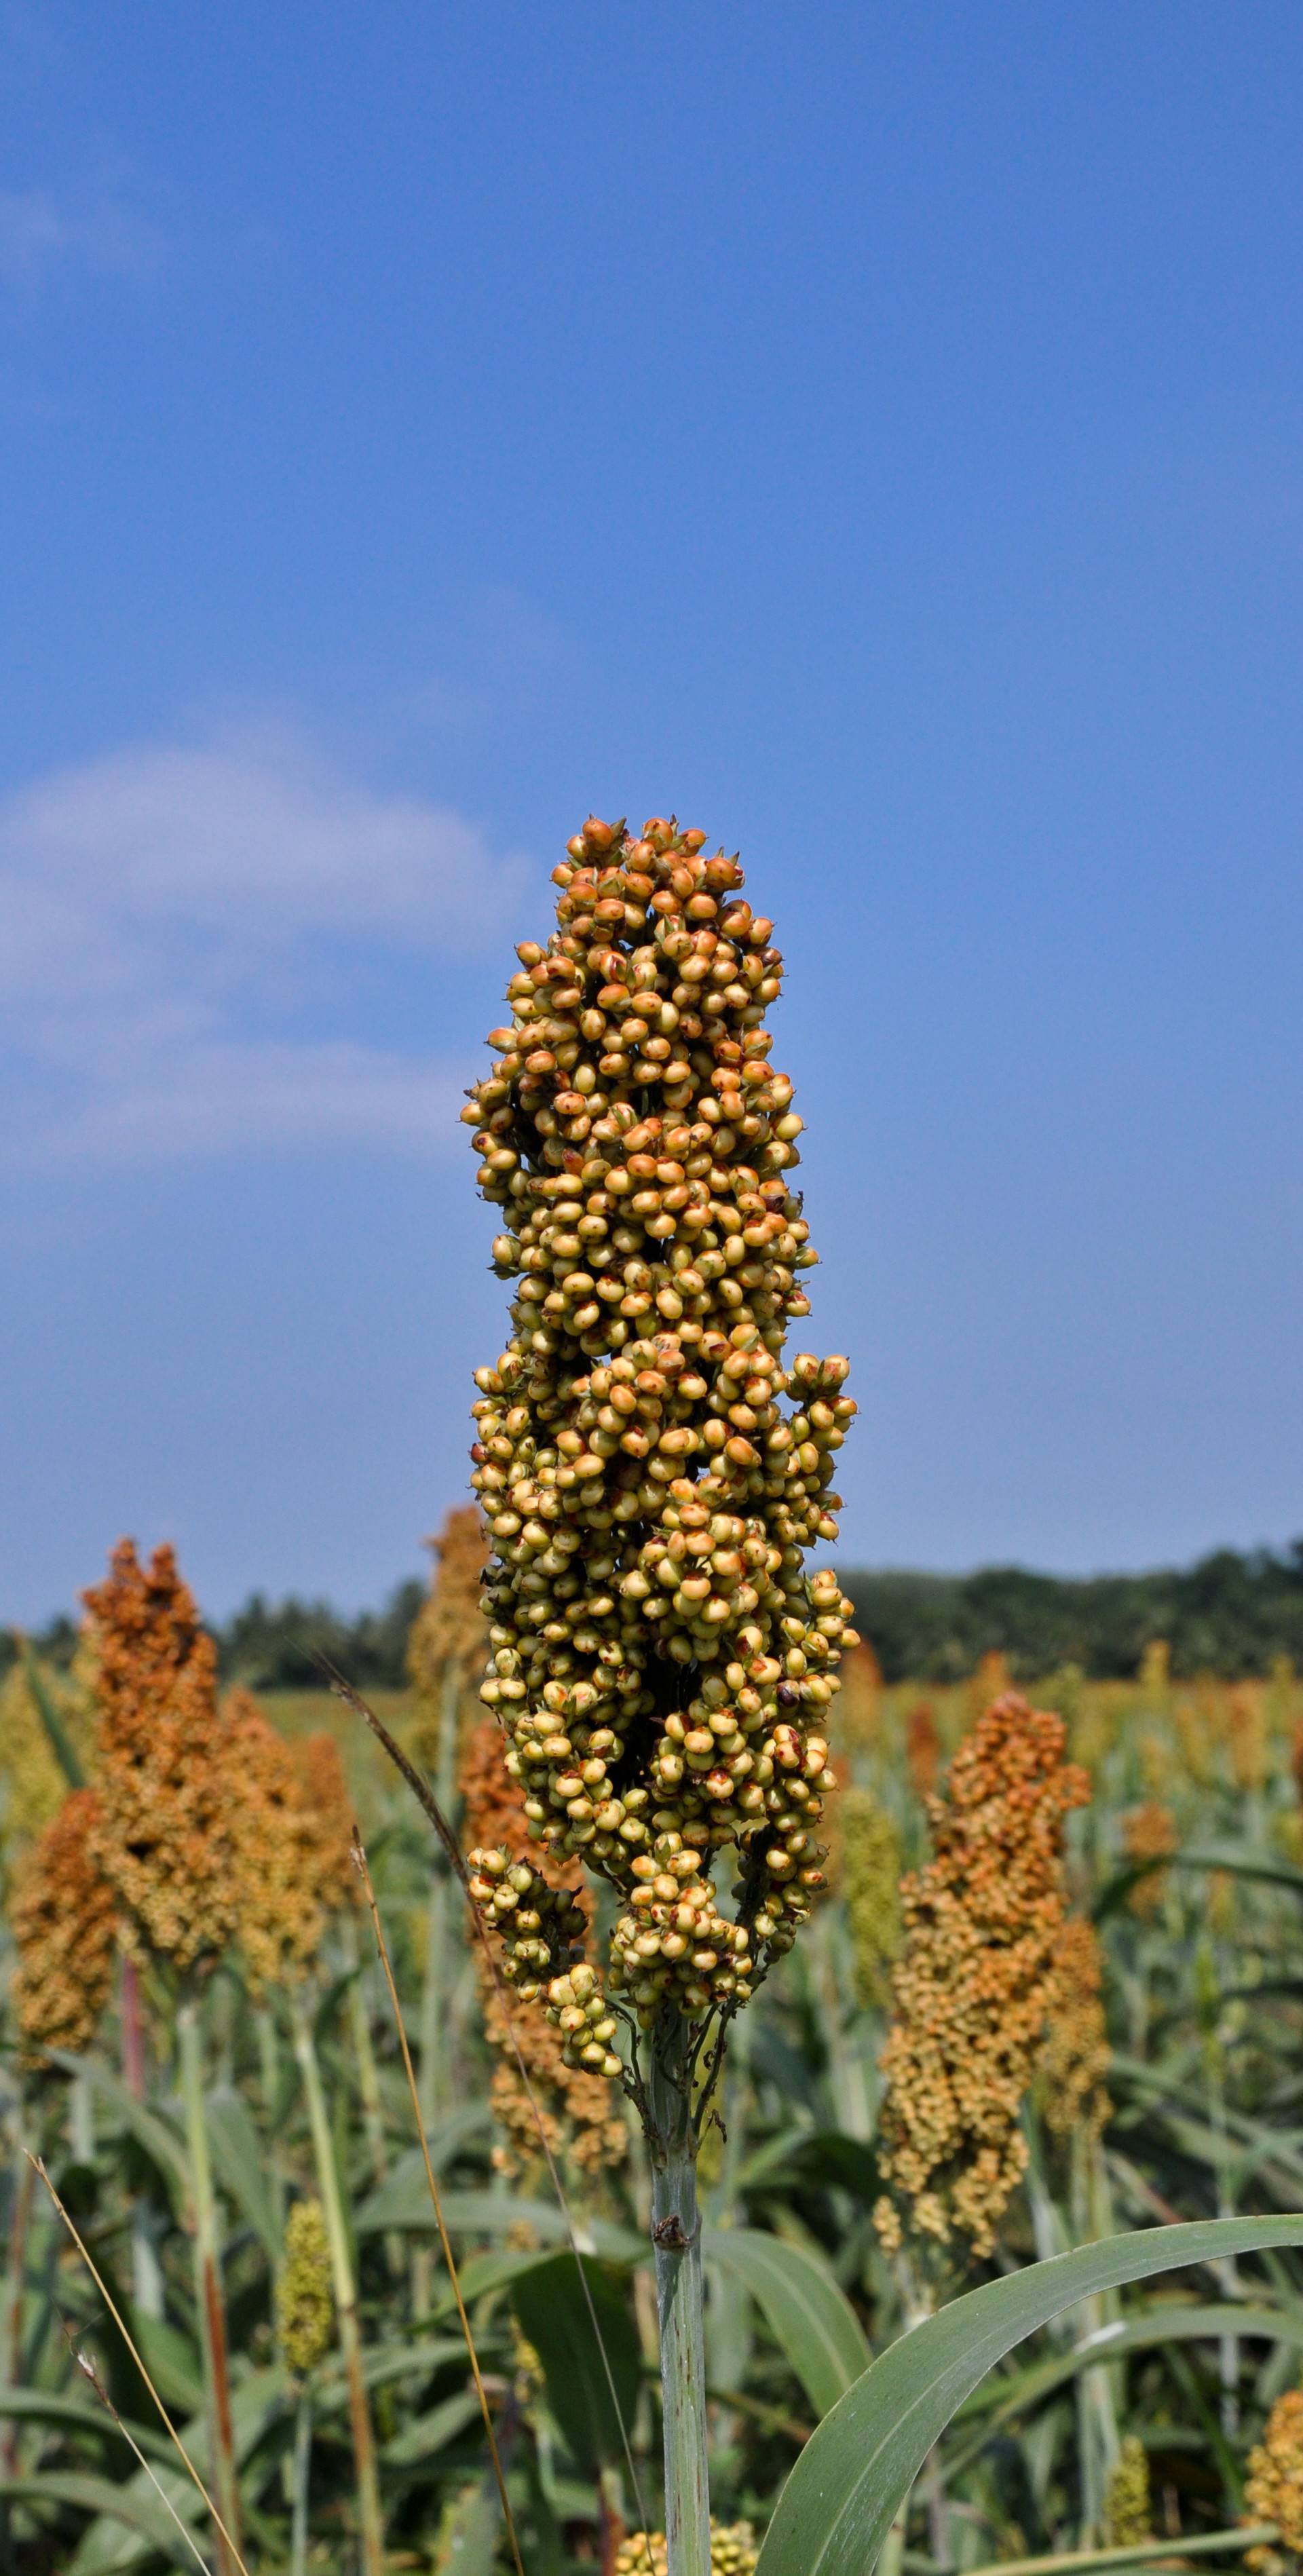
[964, 2524, 1278, 2576]
[290, 2386, 313, 2576]
[1, 2134, 35, 2474]
[340, 1914, 390, 2182]
[176, 1992, 243, 2576]
[648, 2011, 710, 2576]
[255, 2007, 286, 2233]
[290, 1990, 385, 2576]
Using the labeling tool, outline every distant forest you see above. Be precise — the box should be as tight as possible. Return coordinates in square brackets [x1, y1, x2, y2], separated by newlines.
[6, 1540, 1302, 1690]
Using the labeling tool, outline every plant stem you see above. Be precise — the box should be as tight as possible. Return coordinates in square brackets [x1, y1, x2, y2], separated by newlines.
[176, 1992, 243, 2576]
[290, 2385, 313, 2576]
[648, 2010, 711, 2576]
[290, 1988, 385, 2576]
[1, 2133, 35, 2471]
[255, 2007, 286, 2234]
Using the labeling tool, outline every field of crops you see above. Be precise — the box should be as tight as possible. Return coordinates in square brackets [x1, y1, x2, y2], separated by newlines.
[3, 1541, 1303, 2576]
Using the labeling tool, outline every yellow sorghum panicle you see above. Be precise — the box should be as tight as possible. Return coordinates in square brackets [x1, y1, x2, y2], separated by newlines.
[1139, 1638, 1171, 1698]
[1040, 1914, 1112, 2142]
[1122, 1800, 1177, 1918]
[839, 1785, 902, 2009]
[1245, 2388, 1303, 2562]
[873, 1692, 1090, 2263]
[10, 1788, 117, 2064]
[614, 2523, 758, 2575]
[462, 813, 856, 2064]
[407, 1504, 490, 1770]
[1227, 1682, 1268, 1792]
[1104, 2436, 1152, 2546]
[460, 1710, 626, 2176]
[86, 1540, 237, 1977]
[0, 1652, 96, 1861]
[276, 2197, 335, 2376]
[905, 1700, 940, 1796]
[966, 1650, 1011, 1717]
[226, 1693, 341, 1992]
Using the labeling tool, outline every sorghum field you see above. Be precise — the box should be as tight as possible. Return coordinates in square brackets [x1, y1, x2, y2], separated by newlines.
[4, 816, 1302, 2576]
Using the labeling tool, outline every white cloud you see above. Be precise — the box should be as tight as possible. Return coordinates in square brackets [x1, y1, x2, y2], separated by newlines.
[0, 725, 530, 1172]
[0, 183, 157, 286]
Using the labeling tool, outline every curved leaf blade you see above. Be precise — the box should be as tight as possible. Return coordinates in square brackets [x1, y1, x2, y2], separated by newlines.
[704, 2227, 870, 2421]
[510, 2252, 642, 2469]
[755, 2215, 1303, 2576]
[0, 2471, 201, 2571]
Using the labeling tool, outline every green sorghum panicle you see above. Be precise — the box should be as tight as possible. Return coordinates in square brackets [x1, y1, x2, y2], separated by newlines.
[276, 2197, 335, 2376]
[462, 814, 858, 2069]
[839, 1785, 901, 2009]
[1104, 2436, 1152, 2546]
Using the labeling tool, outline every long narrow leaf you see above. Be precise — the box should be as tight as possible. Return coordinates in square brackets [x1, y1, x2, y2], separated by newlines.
[23, 1648, 86, 1787]
[704, 2227, 870, 2420]
[755, 2215, 1303, 2576]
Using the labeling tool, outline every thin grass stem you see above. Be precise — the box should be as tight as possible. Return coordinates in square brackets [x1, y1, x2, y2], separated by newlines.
[176, 1994, 243, 2576]
[25, 2153, 254, 2576]
[288, 1987, 385, 2576]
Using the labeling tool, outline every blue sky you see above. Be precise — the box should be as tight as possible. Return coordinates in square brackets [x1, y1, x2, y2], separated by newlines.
[3, 2, 1300, 1623]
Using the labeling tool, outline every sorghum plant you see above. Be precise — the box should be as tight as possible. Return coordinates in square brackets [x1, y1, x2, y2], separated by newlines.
[459, 1707, 628, 2178]
[10, 1788, 117, 2064]
[460, 810, 856, 2573]
[1245, 2391, 1303, 2566]
[873, 1692, 1089, 2282]
[82, 1538, 245, 2575]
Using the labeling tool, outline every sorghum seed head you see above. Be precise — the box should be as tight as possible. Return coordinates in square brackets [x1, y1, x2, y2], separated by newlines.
[276, 2197, 335, 2376]
[465, 815, 856, 2060]
[9, 1788, 117, 2065]
[873, 1692, 1089, 2265]
[86, 1540, 237, 1977]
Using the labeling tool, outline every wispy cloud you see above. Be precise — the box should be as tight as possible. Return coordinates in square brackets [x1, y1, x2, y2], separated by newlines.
[0, 725, 529, 1172]
[0, 178, 160, 286]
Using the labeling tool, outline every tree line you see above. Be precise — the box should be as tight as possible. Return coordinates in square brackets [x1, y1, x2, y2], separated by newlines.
[5, 1542, 1301, 1692]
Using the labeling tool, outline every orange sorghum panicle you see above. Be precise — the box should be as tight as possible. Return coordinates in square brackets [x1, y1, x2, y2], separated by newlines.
[1040, 1913, 1112, 2142]
[10, 1788, 117, 2062]
[461, 814, 856, 2065]
[292, 1729, 358, 1915]
[905, 1700, 940, 1796]
[225, 1692, 339, 1992]
[1122, 1800, 1177, 1917]
[407, 1505, 491, 1771]
[86, 1540, 237, 1977]
[1245, 2388, 1303, 2563]
[873, 1692, 1089, 2262]
[460, 1709, 626, 2177]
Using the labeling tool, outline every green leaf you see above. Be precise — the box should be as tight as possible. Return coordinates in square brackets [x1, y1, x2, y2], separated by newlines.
[380, 2385, 485, 2465]
[354, 2178, 643, 2263]
[24, 1648, 86, 1787]
[0, 2386, 174, 2463]
[126, 2312, 204, 2417]
[947, 2302, 1303, 2473]
[0, 2471, 202, 2571]
[1095, 1844, 1303, 1920]
[429, 2476, 503, 2576]
[755, 2214, 1303, 2576]
[48, 2053, 189, 2212]
[204, 2085, 281, 2260]
[704, 2227, 870, 2421]
[510, 2252, 643, 2470]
